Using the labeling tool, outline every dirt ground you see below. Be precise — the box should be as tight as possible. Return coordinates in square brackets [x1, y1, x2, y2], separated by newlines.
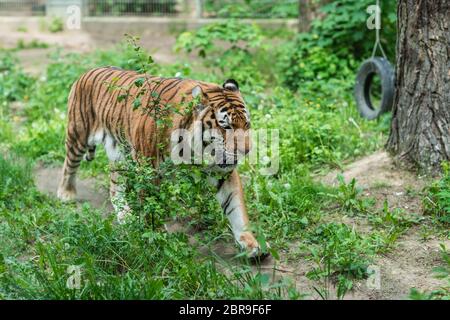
[315, 151, 449, 299]
[1, 28, 178, 76]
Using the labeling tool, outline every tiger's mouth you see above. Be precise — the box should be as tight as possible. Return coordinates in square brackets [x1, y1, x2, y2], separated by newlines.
[214, 150, 240, 172]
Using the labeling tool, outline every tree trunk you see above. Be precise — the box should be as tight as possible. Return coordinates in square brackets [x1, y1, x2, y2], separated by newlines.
[298, 0, 311, 32]
[386, 0, 449, 173]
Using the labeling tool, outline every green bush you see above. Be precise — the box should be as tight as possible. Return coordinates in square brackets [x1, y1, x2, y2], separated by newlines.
[311, 0, 397, 60]
[276, 33, 357, 91]
[175, 20, 268, 90]
[0, 53, 34, 106]
[48, 17, 64, 33]
[276, 0, 396, 92]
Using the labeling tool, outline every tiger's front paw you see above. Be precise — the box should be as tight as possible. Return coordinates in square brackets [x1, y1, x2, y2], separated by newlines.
[57, 187, 76, 202]
[239, 231, 271, 263]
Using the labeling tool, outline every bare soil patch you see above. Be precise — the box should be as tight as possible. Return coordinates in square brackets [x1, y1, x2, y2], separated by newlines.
[34, 165, 112, 212]
[317, 151, 448, 299]
[321, 151, 429, 214]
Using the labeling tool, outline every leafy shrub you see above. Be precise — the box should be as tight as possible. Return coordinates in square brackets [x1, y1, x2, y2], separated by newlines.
[117, 156, 221, 232]
[276, 33, 357, 91]
[311, 0, 397, 60]
[276, 0, 397, 92]
[249, 88, 388, 170]
[175, 20, 268, 89]
[0, 53, 34, 106]
[48, 17, 64, 33]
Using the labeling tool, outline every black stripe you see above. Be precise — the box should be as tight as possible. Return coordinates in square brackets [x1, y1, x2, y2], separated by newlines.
[68, 76, 87, 144]
[217, 178, 226, 190]
[89, 68, 114, 122]
[226, 206, 236, 216]
[67, 162, 81, 169]
[222, 192, 234, 213]
[103, 73, 136, 127]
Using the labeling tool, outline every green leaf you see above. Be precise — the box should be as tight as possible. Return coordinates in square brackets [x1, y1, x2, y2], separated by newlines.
[134, 78, 145, 88]
[132, 98, 142, 110]
[117, 94, 127, 102]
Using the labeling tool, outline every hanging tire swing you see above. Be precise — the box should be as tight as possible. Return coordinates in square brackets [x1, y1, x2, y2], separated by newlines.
[354, 1, 395, 120]
[354, 57, 394, 120]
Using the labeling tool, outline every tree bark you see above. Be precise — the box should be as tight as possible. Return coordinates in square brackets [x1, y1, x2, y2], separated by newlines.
[298, 0, 311, 32]
[386, 0, 449, 173]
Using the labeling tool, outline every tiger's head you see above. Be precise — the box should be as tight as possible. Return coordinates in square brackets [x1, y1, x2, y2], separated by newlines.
[183, 79, 251, 173]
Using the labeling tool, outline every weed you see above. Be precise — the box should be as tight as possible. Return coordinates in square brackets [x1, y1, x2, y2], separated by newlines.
[410, 244, 450, 300]
[423, 162, 450, 225]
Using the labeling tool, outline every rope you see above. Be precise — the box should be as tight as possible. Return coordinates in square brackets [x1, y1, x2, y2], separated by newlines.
[371, 0, 388, 59]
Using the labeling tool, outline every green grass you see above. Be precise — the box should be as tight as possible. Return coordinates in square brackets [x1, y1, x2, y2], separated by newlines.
[0, 153, 299, 299]
[0, 24, 448, 299]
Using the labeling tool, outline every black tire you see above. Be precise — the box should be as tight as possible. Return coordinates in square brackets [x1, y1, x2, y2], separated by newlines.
[354, 57, 395, 120]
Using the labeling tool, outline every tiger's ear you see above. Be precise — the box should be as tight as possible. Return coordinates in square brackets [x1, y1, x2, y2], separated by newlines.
[223, 79, 239, 92]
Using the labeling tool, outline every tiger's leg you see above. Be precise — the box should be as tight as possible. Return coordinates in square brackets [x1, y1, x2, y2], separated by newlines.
[103, 133, 131, 223]
[57, 138, 87, 201]
[84, 145, 96, 161]
[109, 169, 132, 223]
[215, 170, 269, 260]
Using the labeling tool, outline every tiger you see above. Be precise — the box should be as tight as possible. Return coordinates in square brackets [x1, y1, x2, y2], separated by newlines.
[57, 66, 269, 261]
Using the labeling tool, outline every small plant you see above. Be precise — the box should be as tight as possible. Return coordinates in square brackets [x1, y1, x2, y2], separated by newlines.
[16, 39, 49, 50]
[175, 20, 268, 89]
[423, 162, 450, 224]
[305, 223, 373, 299]
[410, 244, 450, 300]
[48, 17, 64, 33]
[328, 175, 368, 214]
